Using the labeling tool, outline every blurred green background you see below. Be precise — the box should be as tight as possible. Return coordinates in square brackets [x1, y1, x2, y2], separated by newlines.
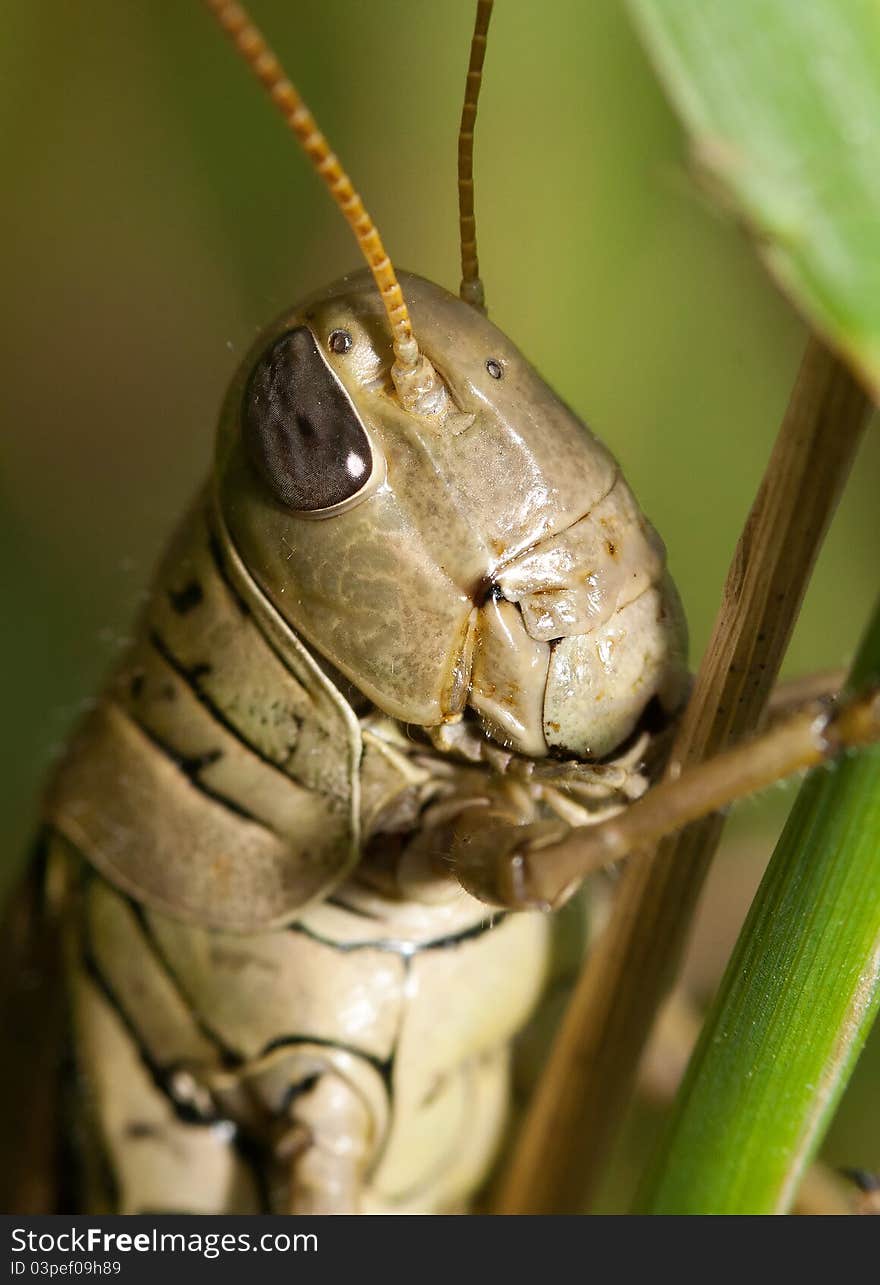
[1, 0, 878, 1207]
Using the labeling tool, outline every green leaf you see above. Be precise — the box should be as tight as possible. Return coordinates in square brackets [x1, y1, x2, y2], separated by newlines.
[638, 600, 880, 1214]
[627, 0, 880, 399]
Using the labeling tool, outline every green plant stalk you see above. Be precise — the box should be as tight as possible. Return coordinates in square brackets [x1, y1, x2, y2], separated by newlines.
[638, 599, 880, 1214]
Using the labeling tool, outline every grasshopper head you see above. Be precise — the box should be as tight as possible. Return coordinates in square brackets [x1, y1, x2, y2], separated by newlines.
[215, 270, 688, 761]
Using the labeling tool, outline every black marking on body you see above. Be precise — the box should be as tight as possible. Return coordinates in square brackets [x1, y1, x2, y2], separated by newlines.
[288, 909, 508, 956]
[129, 714, 268, 829]
[69, 871, 268, 1212]
[79, 943, 273, 1211]
[232, 1131, 274, 1215]
[324, 894, 376, 919]
[178, 747, 223, 775]
[277, 1073, 321, 1116]
[80, 946, 223, 1129]
[124, 1121, 161, 1140]
[124, 895, 243, 1068]
[259, 1033, 393, 1092]
[148, 628, 300, 782]
[167, 579, 204, 615]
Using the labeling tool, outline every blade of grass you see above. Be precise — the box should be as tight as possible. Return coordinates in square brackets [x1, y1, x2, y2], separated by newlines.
[494, 339, 869, 1214]
[638, 599, 880, 1214]
[626, 0, 880, 400]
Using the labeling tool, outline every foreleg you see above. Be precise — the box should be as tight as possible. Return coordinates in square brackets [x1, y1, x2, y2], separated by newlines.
[453, 685, 880, 910]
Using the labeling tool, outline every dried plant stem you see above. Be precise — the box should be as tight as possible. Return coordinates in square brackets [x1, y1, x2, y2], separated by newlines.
[494, 337, 871, 1214]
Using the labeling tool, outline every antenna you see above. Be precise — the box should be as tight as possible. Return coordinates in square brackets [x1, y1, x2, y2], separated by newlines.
[458, 0, 494, 312]
[204, 1, 449, 418]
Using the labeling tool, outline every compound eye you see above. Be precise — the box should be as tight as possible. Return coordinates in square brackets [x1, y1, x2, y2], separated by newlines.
[243, 326, 377, 513]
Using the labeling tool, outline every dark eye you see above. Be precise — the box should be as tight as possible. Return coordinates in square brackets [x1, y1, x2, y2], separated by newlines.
[486, 358, 503, 379]
[243, 326, 376, 513]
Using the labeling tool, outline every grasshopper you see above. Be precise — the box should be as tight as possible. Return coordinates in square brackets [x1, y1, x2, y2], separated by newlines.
[8, 0, 879, 1215]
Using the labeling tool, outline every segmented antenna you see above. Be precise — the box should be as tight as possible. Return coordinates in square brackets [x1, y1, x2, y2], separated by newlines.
[204, 0, 449, 418]
[458, 0, 494, 312]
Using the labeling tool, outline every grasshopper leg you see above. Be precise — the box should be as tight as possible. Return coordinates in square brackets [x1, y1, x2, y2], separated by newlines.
[767, 667, 846, 717]
[276, 1072, 371, 1214]
[453, 684, 880, 910]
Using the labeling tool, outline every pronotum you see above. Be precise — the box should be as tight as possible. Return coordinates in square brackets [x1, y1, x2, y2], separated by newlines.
[6, 0, 879, 1215]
